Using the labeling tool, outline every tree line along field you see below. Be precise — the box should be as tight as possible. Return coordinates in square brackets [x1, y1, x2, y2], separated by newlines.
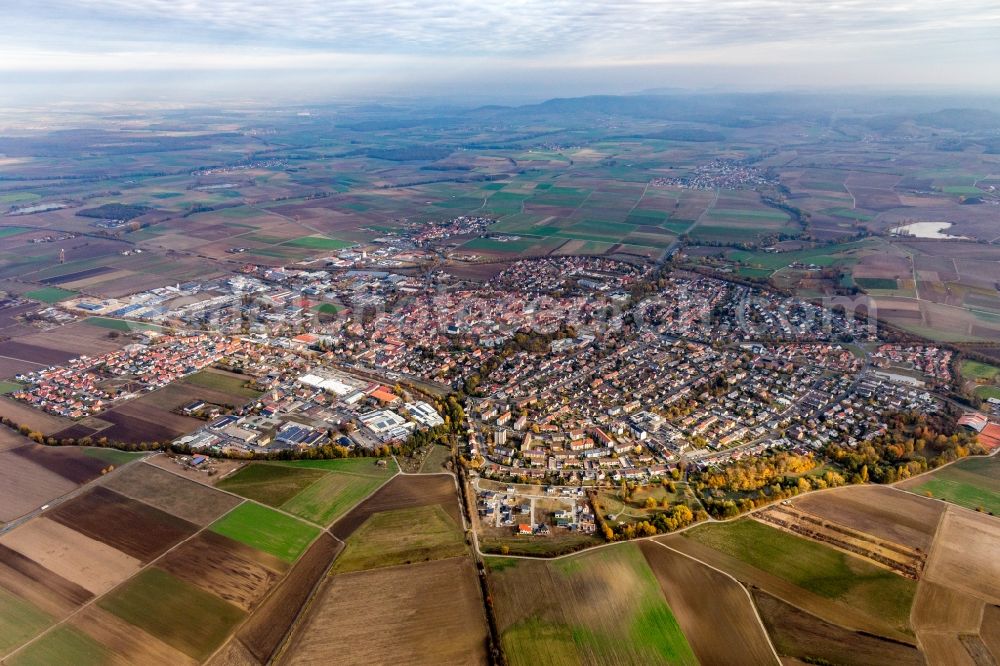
[898, 454, 1000, 514]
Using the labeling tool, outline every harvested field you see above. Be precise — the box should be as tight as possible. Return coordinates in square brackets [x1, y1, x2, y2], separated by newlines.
[980, 605, 1000, 661]
[681, 519, 917, 634]
[638, 541, 776, 665]
[280, 557, 488, 666]
[97, 402, 201, 444]
[206, 638, 260, 666]
[490, 543, 696, 666]
[330, 474, 460, 540]
[0, 518, 140, 597]
[9, 444, 120, 484]
[70, 606, 197, 666]
[216, 463, 326, 507]
[0, 341, 73, 366]
[209, 502, 319, 563]
[0, 398, 72, 435]
[752, 590, 924, 666]
[754, 504, 926, 579]
[134, 382, 244, 414]
[959, 634, 995, 666]
[0, 428, 27, 451]
[0, 449, 77, 523]
[38, 266, 114, 285]
[0, 543, 91, 619]
[792, 485, 943, 551]
[46, 424, 97, 441]
[911, 581, 984, 633]
[98, 567, 246, 662]
[45, 486, 197, 563]
[14, 327, 141, 360]
[102, 462, 241, 526]
[234, 533, 341, 664]
[332, 504, 466, 573]
[158, 531, 287, 611]
[0, 358, 42, 380]
[923, 507, 1000, 605]
[918, 632, 977, 666]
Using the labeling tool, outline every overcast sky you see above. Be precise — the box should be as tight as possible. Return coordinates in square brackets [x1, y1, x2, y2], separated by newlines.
[3, 0, 999, 103]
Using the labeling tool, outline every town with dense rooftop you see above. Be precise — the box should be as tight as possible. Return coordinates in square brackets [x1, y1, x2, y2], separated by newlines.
[0, 89, 999, 666]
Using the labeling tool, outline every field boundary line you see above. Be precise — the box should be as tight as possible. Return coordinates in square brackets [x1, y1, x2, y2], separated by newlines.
[202, 526, 340, 666]
[0, 449, 150, 536]
[0, 496, 250, 663]
[908, 506, 952, 637]
[142, 456, 327, 530]
[651, 539, 782, 665]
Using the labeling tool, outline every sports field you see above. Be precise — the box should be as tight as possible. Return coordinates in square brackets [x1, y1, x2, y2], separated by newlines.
[22, 287, 77, 303]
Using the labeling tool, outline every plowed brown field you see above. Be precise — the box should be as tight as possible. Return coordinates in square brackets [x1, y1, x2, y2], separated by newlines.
[639, 541, 776, 665]
[158, 531, 287, 611]
[280, 557, 488, 666]
[45, 486, 197, 563]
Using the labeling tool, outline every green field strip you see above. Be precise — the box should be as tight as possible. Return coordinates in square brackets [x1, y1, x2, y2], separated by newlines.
[0, 588, 53, 656]
[5, 626, 114, 666]
[209, 502, 320, 563]
[22, 287, 77, 304]
[98, 568, 245, 662]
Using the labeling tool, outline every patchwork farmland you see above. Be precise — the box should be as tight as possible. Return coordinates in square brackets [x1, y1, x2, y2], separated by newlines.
[216, 458, 397, 527]
[0, 455, 341, 665]
[276, 473, 489, 665]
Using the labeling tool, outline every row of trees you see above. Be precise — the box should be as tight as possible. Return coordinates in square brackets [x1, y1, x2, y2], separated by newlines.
[824, 409, 982, 484]
[693, 409, 982, 518]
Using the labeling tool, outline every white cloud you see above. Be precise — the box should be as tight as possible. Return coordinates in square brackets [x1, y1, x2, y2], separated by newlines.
[0, 0, 997, 96]
[9, 0, 1000, 57]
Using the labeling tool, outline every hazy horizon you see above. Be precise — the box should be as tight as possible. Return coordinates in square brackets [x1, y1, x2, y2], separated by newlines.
[3, 0, 999, 105]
